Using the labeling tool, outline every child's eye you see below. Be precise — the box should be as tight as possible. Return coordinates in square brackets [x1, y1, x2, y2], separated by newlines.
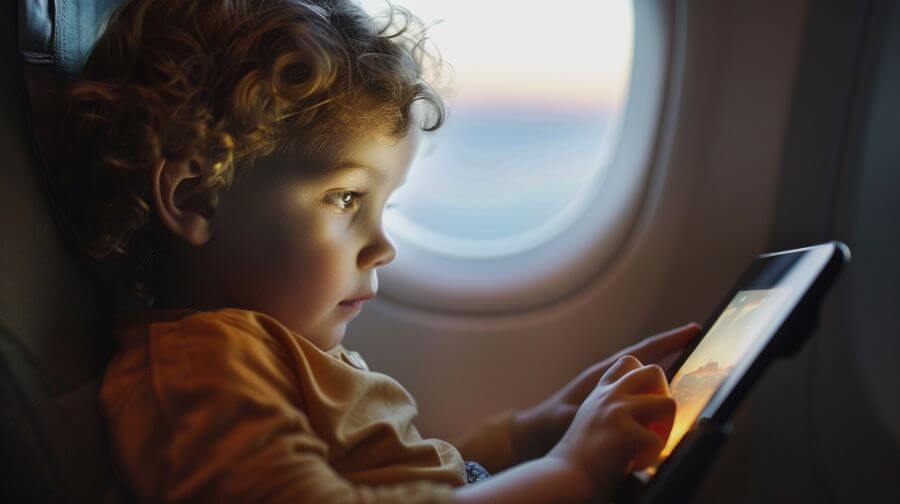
[325, 190, 365, 213]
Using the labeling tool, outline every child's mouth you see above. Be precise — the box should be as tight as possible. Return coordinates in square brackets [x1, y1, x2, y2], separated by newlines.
[339, 293, 374, 310]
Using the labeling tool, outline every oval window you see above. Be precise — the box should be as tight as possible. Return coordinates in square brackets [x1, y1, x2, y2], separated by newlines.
[360, 0, 635, 258]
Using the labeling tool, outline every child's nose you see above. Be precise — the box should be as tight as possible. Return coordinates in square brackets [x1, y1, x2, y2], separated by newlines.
[358, 229, 397, 270]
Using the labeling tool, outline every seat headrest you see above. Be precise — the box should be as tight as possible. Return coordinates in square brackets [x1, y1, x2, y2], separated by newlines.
[19, 0, 123, 78]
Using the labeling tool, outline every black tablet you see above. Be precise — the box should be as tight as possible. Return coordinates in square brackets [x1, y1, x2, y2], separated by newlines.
[622, 241, 850, 502]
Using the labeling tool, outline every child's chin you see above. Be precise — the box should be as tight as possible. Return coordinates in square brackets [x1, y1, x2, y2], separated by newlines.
[317, 324, 348, 352]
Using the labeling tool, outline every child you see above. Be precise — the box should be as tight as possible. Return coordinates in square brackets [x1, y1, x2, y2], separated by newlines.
[55, 0, 700, 502]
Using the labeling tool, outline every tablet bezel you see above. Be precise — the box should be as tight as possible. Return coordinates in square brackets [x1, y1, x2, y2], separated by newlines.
[640, 241, 849, 485]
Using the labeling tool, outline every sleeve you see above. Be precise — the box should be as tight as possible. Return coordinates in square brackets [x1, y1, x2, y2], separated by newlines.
[150, 313, 456, 503]
[449, 409, 519, 474]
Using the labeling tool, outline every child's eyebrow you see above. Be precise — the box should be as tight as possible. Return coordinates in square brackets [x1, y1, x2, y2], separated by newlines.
[329, 161, 378, 174]
[321, 160, 406, 188]
[324, 161, 384, 180]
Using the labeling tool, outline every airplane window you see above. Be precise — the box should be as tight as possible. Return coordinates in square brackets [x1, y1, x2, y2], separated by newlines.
[359, 0, 634, 258]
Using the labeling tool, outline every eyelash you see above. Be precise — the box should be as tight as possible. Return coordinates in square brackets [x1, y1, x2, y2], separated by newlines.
[325, 190, 400, 214]
[326, 190, 366, 213]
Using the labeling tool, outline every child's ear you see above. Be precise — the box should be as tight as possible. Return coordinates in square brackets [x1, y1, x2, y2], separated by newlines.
[150, 158, 220, 246]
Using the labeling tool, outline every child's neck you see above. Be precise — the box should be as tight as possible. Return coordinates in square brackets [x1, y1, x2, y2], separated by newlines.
[152, 252, 226, 312]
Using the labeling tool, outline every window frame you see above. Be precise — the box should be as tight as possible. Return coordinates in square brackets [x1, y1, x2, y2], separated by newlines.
[378, 0, 683, 313]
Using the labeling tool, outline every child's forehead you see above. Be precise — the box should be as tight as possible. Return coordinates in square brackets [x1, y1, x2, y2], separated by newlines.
[335, 131, 408, 160]
[316, 144, 390, 178]
[255, 128, 418, 186]
[280, 151, 391, 186]
[325, 160, 383, 180]
[324, 129, 419, 175]
[309, 105, 425, 170]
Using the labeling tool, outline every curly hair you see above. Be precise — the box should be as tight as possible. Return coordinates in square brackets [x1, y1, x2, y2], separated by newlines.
[54, 0, 447, 288]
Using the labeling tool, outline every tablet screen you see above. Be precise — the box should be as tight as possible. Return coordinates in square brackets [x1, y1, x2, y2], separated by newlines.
[651, 244, 837, 468]
[661, 286, 791, 458]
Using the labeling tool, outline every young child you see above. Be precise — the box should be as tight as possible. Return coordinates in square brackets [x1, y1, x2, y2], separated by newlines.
[55, 0, 700, 502]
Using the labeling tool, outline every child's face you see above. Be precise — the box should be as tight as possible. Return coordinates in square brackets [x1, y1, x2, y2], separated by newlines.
[197, 127, 420, 351]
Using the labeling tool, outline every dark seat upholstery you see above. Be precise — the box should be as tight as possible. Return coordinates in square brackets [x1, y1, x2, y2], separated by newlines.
[2, 0, 124, 500]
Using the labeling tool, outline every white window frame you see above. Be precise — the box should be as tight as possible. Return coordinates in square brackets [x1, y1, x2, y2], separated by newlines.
[378, 0, 683, 313]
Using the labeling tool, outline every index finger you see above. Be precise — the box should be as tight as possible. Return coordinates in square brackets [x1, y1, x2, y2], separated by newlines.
[623, 323, 702, 365]
[568, 324, 700, 401]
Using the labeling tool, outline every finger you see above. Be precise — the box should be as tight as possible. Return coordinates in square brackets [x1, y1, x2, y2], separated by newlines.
[627, 396, 676, 446]
[617, 364, 670, 396]
[628, 323, 702, 365]
[571, 324, 700, 401]
[624, 395, 676, 426]
[599, 355, 643, 385]
[568, 359, 618, 400]
[654, 351, 681, 372]
[621, 419, 668, 472]
[573, 324, 700, 398]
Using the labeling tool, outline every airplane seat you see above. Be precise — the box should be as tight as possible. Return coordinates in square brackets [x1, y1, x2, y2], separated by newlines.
[2, 0, 124, 500]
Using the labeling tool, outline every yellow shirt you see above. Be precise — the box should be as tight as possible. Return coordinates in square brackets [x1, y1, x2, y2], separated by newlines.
[101, 307, 518, 502]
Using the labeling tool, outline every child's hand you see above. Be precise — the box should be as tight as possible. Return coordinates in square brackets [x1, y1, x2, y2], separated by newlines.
[511, 323, 701, 462]
[545, 355, 676, 500]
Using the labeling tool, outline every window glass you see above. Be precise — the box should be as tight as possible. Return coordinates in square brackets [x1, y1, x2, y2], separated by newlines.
[359, 0, 634, 257]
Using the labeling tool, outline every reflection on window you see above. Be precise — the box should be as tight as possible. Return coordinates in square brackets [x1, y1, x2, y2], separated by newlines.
[360, 0, 634, 257]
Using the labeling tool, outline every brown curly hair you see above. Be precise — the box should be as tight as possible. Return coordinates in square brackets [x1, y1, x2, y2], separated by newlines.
[53, 0, 446, 293]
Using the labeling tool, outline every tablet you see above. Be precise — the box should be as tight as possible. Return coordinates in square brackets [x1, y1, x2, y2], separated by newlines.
[632, 241, 849, 492]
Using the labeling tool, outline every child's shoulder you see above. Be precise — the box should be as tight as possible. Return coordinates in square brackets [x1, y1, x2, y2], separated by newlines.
[162, 307, 289, 339]
[122, 306, 290, 341]
[166, 307, 308, 356]
[107, 306, 357, 396]
[153, 307, 350, 357]
[112, 307, 303, 375]
[101, 308, 322, 456]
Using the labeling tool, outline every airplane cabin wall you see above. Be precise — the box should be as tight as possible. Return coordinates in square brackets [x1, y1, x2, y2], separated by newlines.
[345, 0, 900, 502]
[346, 0, 807, 458]
[691, 0, 900, 502]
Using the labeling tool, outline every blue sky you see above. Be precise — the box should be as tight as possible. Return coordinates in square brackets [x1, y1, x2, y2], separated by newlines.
[357, 0, 633, 254]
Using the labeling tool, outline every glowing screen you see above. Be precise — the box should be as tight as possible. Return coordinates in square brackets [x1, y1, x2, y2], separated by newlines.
[660, 287, 792, 458]
[634, 245, 838, 482]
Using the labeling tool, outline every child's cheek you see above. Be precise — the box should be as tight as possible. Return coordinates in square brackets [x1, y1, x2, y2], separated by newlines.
[215, 180, 358, 323]
[265, 209, 356, 301]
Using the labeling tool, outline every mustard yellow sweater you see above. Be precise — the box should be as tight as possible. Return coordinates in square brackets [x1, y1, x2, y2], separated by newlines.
[101, 308, 517, 502]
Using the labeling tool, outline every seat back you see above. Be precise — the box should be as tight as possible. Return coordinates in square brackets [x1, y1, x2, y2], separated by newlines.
[2, 0, 123, 500]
